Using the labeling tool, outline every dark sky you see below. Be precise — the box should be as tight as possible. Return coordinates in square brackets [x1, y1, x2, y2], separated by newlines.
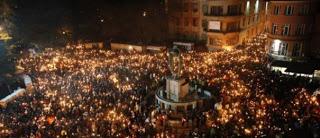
[10, 0, 168, 46]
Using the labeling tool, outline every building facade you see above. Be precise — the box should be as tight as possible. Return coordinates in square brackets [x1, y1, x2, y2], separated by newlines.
[167, 0, 204, 41]
[311, 11, 320, 59]
[266, 0, 318, 61]
[203, 0, 266, 50]
[166, 0, 267, 50]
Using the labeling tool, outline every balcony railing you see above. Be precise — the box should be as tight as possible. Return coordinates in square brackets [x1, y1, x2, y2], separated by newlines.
[205, 29, 242, 34]
[267, 32, 311, 40]
[204, 12, 243, 17]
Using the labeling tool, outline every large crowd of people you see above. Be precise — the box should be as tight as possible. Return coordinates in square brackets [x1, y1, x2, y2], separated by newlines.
[0, 34, 319, 137]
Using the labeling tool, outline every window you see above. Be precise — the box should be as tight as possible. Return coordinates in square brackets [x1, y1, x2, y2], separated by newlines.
[285, 6, 294, 15]
[299, 5, 309, 15]
[279, 42, 288, 56]
[271, 40, 280, 54]
[254, 0, 259, 14]
[203, 5, 208, 15]
[246, 1, 250, 15]
[266, 2, 269, 15]
[202, 19, 208, 30]
[192, 3, 198, 12]
[274, 6, 280, 15]
[227, 22, 239, 32]
[228, 5, 240, 15]
[184, 18, 189, 26]
[271, 40, 288, 56]
[210, 6, 223, 16]
[192, 18, 198, 27]
[183, 3, 189, 12]
[283, 24, 290, 35]
[295, 24, 305, 35]
[292, 43, 302, 57]
[272, 24, 277, 34]
[209, 38, 214, 45]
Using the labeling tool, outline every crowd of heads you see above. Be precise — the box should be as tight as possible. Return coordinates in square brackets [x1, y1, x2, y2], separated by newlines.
[0, 34, 319, 137]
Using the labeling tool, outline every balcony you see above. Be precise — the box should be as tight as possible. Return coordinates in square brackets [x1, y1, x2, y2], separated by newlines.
[267, 33, 311, 41]
[204, 12, 243, 17]
[204, 15, 242, 22]
[205, 29, 241, 37]
[267, 14, 314, 24]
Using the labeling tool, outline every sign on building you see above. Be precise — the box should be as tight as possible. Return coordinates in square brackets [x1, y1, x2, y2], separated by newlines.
[208, 21, 221, 31]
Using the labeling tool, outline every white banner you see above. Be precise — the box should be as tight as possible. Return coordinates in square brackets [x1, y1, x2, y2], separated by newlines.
[208, 21, 221, 30]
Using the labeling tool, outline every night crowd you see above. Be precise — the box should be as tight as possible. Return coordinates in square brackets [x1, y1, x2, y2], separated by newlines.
[0, 34, 319, 137]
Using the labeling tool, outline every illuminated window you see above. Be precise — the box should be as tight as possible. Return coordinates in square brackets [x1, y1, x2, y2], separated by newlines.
[271, 39, 281, 54]
[285, 6, 294, 15]
[246, 1, 250, 15]
[266, 2, 269, 15]
[255, 0, 259, 14]
[271, 40, 288, 56]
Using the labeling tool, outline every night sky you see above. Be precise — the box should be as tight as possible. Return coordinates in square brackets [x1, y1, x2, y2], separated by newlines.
[10, 0, 167, 46]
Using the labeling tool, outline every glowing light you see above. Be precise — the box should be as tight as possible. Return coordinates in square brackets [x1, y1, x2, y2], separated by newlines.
[4, 34, 318, 137]
[272, 39, 281, 52]
[143, 11, 147, 17]
[128, 45, 133, 50]
[244, 128, 252, 135]
[255, 0, 259, 14]
[223, 45, 233, 51]
[246, 1, 250, 15]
